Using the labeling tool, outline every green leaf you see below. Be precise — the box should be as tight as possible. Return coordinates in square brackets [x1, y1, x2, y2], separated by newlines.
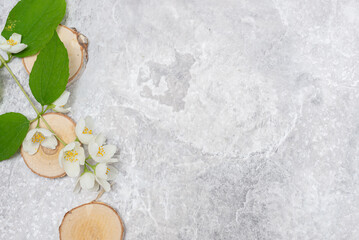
[29, 31, 69, 105]
[0, 112, 30, 161]
[1, 0, 66, 58]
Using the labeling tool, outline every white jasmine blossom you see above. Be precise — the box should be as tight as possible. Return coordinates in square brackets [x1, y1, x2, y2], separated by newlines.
[75, 116, 95, 144]
[88, 134, 117, 162]
[52, 91, 71, 113]
[22, 128, 57, 155]
[0, 33, 27, 54]
[95, 163, 118, 181]
[74, 171, 99, 193]
[59, 142, 85, 177]
[94, 163, 118, 192]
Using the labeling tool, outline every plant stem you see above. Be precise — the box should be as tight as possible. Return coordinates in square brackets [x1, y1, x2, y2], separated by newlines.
[41, 117, 66, 145]
[86, 161, 97, 171]
[30, 117, 39, 123]
[0, 54, 67, 146]
[0, 55, 40, 114]
[42, 105, 51, 114]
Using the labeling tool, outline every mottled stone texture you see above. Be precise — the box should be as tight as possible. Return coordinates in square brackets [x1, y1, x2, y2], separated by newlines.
[1, 0, 359, 239]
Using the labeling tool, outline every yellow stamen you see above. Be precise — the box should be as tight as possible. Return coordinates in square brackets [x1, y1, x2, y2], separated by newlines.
[31, 132, 45, 143]
[65, 150, 79, 162]
[106, 167, 110, 175]
[97, 146, 105, 157]
[82, 127, 92, 135]
[7, 39, 17, 46]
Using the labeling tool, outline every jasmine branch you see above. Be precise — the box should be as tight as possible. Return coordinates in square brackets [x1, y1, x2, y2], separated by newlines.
[0, 54, 67, 146]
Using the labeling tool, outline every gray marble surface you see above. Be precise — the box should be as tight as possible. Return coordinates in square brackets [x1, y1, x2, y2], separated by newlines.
[1, 0, 359, 239]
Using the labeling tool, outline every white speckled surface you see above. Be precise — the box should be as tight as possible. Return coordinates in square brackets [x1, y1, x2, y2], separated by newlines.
[1, 0, 359, 239]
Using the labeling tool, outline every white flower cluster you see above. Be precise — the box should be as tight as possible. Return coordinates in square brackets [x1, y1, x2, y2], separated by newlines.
[22, 91, 118, 192]
[66, 117, 119, 193]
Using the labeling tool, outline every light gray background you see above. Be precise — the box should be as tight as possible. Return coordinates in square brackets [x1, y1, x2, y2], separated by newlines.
[1, 0, 359, 239]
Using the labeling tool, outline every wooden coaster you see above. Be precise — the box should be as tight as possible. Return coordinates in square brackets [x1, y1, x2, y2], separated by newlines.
[21, 113, 76, 178]
[59, 202, 125, 240]
[22, 24, 88, 86]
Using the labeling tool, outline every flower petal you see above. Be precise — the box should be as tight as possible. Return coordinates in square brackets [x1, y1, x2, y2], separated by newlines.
[96, 177, 111, 192]
[73, 178, 81, 193]
[75, 145, 85, 165]
[75, 118, 85, 136]
[25, 129, 37, 141]
[53, 90, 70, 106]
[95, 163, 108, 179]
[0, 44, 10, 52]
[80, 172, 95, 190]
[75, 117, 95, 144]
[59, 149, 65, 168]
[0, 35, 6, 44]
[53, 106, 71, 113]
[88, 142, 99, 157]
[91, 156, 106, 163]
[0, 45, 10, 51]
[41, 135, 58, 149]
[52, 106, 64, 113]
[95, 163, 118, 181]
[63, 142, 76, 152]
[90, 182, 100, 192]
[90, 144, 117, 162]
[74, 141, 82, 148]
[107, 158, 119, 163]
[63, 160, 80, 177]
[107, 165, 118, 180]
[94, 133, 106, 146]
[102, 145, 116, 159]
[10, 33, 21, 43]
[8, 43, 27, 54]
[77, 133, 95, 144]
[37, 128, 54, 137]
[85, 116, 94, 129]
[22, 140, 40, 155]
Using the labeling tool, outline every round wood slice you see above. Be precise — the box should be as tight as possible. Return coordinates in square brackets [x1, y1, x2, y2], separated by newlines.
[22, 24, 88, 86]
[21, 113, 76, 178]
[59, 202, 125, 240]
